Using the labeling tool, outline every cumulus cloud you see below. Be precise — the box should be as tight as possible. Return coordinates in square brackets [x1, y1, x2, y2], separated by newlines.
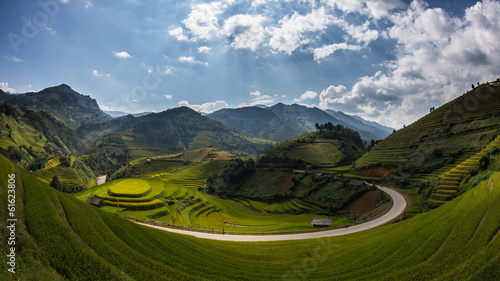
[92, 69, 110, 77]
[239, 90, 276, 107]
[180, 1, 234, 41]
[164, 95, 173, 99]
[269, 7, 334, 54]
[113, 51, 132, 58]
[179, 56, 209, 66]
[0, 82, 15, 93]
[178, 100, 229, 113]
[319, 0, 500, 128]
[198, 46, 211, 53]
[293, 90, 318, 103]
[313, 43, 362, 61]
[168, 26, 188, 41]
[322, 0, 405, 20]
[224, 14, 267, 51]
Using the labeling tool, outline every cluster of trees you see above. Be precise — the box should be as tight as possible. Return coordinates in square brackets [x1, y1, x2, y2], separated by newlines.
[49, 176, 85, 194]
[315, 122, 365, 148]
[206, 159, 256, 194]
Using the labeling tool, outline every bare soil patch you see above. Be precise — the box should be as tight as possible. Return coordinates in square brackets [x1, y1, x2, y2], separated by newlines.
[276, 173, 293, 193]
[339, 190, 390, 220]
[359, 167, 396, 178]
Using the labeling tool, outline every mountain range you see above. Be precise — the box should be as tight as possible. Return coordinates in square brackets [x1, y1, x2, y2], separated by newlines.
[208, 103, 392, 143]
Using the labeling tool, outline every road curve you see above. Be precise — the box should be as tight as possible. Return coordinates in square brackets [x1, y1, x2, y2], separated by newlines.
[134, 185, 407, 242]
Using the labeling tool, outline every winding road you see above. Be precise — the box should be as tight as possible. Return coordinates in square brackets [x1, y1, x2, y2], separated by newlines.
[134, 185, 407, 242]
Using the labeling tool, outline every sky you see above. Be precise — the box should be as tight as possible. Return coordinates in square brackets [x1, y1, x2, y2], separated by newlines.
[1, 0, 499, 128]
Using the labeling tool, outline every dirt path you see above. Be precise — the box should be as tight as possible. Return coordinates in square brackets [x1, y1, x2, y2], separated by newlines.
[134, 185, 408, 242]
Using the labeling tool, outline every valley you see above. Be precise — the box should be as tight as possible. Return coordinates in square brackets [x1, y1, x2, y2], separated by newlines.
[1, 81, 500, 280]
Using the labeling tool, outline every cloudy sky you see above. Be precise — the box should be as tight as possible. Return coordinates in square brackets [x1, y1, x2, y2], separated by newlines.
[1, 0, 499, 128]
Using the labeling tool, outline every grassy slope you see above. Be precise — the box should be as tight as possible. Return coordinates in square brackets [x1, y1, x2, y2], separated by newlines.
[2, 154, 499, 280]
[356, 82, 500, 172]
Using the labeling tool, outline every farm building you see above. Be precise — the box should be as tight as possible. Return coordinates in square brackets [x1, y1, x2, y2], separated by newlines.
[311, 219, 332, 227]
[86, 197, 103, 207]
[96, 175, 107, 185]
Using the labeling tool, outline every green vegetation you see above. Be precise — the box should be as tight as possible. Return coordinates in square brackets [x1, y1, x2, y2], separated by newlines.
[257, 123, 366, 169]
[108, 179, 152, 197]
[430, 135, 500, 203]
[357, 82, 500, 170]
[76, 158, 345, 233]
[354, 81, 500, 205]
[77, 107, 272, 169]
[2, 154, 499, 280]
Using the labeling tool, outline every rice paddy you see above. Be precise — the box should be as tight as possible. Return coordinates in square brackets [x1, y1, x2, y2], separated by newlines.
[75, 158, 346, 232]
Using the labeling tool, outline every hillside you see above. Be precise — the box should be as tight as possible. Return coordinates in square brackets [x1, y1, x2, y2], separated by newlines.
[78, 107, 272, 175]
[0, 84, 111, 130]
[2, 153, 499, 280]
[258, 123, 366, 168]
[208, 103, 386, 142]
[206, 124, 370, 209]
[0, 104, 82, 161]
[354, 80, 500, 203]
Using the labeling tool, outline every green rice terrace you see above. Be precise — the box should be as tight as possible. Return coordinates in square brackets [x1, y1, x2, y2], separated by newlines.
[1, 154, 499, 280]
[355, 81, 500, 171]
[76, 157, 349, 233]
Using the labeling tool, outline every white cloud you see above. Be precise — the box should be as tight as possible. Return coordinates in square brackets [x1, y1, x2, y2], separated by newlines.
[84, 1, 93, 9]
[293, 90, 318, 103]
[313, 43, 362, 61]
[100, 105, 111, 111]
[335, 19, 379, 45]
[3, 56, 23, 63]
[92, 69, 110, 78]
[177, 100, 229, 113]
[168, 26, 188, 41]
[164, 94, 173, 99]
[250, 0, 278, 8]
[0, 82, 15, 93]
[269, 7, 334, 54]
[322, 0, 405, 20]
[240, 90, 276, 107]
[113, 51, 132, 58]
[181, 1, 234, 41]
[60, 0, 69, 3]
[318, 0, 500, 128]
[164, 68, 173, 75]
[198, 46, 212, 53]
[179, 56, 208, 66]
[223, 14, 267, 51]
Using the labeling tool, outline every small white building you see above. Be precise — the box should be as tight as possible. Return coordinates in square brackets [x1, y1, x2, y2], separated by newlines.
[96, 175, 107, 185]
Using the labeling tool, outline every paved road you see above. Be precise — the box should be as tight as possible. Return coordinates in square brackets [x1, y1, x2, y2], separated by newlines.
[134, 185, 407, 242]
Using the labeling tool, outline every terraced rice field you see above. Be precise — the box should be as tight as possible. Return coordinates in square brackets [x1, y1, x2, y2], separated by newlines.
[430, 135, 500, 203]
[356, 83, 500, 170]
[76, 178, 166, 210]
[77, 159, 341, 232]
[9, 151, 500, 280]
[35, 166, 85, 186]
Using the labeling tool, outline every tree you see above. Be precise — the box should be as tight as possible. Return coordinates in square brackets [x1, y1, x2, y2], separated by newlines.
[50, 176, 62, 191]
[472, 84, 475, 89]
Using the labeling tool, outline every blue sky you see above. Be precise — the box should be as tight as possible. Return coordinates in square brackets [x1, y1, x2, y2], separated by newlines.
[1, 0, 499, 128]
